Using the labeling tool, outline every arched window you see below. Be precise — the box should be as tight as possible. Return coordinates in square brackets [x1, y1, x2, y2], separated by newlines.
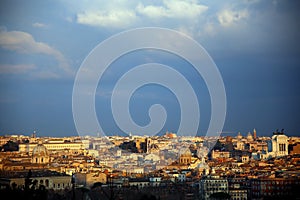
[45, 179, 49, 187]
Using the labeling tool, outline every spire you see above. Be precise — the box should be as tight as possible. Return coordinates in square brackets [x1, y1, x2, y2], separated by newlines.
[237, 132, 242, 140]
[31, 130, 36, 138]
[253, 128, 257, 139]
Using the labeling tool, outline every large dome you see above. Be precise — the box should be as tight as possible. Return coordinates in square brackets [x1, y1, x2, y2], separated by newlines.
[179, 148, 192, 157]
[32, 142, 49, 156]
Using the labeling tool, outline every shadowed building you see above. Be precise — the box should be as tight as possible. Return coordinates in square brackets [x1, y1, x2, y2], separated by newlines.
[0, 170, 71, 191]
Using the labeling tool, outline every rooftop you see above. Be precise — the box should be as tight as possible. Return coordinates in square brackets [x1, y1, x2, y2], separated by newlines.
[0, 170, 70, 179]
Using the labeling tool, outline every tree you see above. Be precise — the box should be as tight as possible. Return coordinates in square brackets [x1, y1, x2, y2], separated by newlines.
[91, 182, 103, 189]
[2, 140, 19, 151]
[213, 140, 223, 151]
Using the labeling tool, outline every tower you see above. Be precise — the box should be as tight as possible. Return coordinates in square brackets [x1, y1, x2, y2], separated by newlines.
[146, 138, 151, 153]
[31, 130, 36, 138]
[253, 129, 257, 140]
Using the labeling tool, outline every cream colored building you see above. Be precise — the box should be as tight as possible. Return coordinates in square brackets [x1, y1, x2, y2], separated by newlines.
[268, 131, 289, 158]
[2, 170, 71, 191]
[75, 172, 107, 187]
[19, 142, 84, 153]
[31, 142, 50, 164]
[179, 148, 192, 165]
[247, 132, 254, 142]
[211, 150, 230, 159]
[235, 140, 245, 150]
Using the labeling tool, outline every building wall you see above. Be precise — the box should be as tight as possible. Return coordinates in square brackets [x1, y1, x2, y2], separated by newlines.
[274, 135, 288, 156]
[268, 134, 289, 158]
[75, 172, 107, 187]
[211, 150, 230, 159]
[9, 176, 71, 191]
[290, 143, 300, 155]
[251, 178, 300, 199]
[19, 143, 84, 153]
[199, 178, 229, 200]
[229, 189, 247, 200]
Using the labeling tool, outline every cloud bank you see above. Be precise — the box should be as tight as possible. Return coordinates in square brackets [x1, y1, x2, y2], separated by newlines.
[0, 29, 73, 77]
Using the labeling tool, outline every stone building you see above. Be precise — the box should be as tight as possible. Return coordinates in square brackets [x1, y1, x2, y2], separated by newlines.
[211, 150, 230, 160]
[31, 142, 50, 164]
[75, 172, 107, 187]
[0, 170, 71, 191]
[251, 177, 300, 199]
[267, 130, 289, 158]
[199, 169, 229, 200]
[179, 148, 192, 165]
[19, 141, 84, 154]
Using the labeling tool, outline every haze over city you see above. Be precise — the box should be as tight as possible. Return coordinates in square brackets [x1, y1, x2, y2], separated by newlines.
[0, 0, 300, 137]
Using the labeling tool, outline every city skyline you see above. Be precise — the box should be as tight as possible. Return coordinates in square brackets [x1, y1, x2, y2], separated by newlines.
[0, 1, 300, 137]
[1, 127, 299, 199]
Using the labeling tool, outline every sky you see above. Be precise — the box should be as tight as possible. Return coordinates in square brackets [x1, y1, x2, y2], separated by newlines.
[0, 0, 299, 137]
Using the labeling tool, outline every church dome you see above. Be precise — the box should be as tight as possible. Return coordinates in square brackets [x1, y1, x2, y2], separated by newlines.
[237, 132, 243, 140]
[179, 148, 192, 157]
[32, 141, 49, 156]
[247, 132, 253, 141]
[32, 141, 50, 164]
[178, 148, 192, 165]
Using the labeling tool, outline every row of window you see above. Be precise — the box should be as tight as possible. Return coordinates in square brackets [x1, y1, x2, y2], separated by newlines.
[203, 180, 227, 183]
[205, 188, 227, 191]
[30, 179, 50, 187]
[206, 183, 227, 187]
[46, 145, 81, 149]
[252, 180, 298, 185]
[52, 182, 69, 189]
[260, 185, 291, 190]
[253, 191, 289, 196]
[33, 157, 47, 163]
[278, 143, 286, 151]
[31, 179, 70, 189]
[230, 192, 247, 196]
[231, 198, 246, 200]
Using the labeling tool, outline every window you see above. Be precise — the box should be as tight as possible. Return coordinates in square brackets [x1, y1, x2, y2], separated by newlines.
[45, 179, 49, 187]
